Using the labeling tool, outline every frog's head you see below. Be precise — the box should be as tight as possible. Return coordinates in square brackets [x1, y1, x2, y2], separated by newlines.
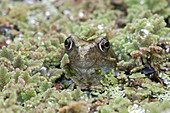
[64, 35, 116, 87]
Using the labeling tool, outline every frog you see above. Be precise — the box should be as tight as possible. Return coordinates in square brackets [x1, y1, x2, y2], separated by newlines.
[64, 35, 116, 88]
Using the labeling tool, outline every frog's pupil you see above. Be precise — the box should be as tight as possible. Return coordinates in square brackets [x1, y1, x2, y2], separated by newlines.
[101, 44, 105, 50]
[65, 39, 69, 46]
[104, 42, 109, 47]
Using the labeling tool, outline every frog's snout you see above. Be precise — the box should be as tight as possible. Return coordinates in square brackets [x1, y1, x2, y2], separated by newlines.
[78, 45, 91, 61]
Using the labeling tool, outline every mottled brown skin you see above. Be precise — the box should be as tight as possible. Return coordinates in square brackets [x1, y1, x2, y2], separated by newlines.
[65, 36, 116, 87]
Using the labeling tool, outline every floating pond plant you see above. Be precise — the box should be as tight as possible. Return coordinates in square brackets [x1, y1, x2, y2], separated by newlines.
[0, 0, 169, 112]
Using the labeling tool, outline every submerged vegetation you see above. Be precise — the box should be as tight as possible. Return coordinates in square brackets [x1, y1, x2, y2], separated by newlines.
[0, 0, 169, 112]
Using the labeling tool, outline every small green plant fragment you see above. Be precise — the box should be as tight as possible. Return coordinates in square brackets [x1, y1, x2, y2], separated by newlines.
[0, 46, 14, 61]
[0, 66, 11, 91]
[13, 55, 25, 69]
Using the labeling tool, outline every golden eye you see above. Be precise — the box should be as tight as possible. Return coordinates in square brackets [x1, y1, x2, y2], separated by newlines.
[97, 38, 110, 56]
[64, 36, 74, 53]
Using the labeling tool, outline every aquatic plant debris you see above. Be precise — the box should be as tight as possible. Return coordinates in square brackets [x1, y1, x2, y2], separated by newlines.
[0, 0, 170, 112]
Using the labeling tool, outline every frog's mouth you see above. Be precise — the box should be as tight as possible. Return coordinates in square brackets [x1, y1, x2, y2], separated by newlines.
[72, 60, 97, 69]
[69, 58, 98, 76]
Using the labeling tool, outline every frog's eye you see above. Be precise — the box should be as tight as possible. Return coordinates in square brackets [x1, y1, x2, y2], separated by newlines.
[97, 38, 110, 56]
[64, 36, 74, 52]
